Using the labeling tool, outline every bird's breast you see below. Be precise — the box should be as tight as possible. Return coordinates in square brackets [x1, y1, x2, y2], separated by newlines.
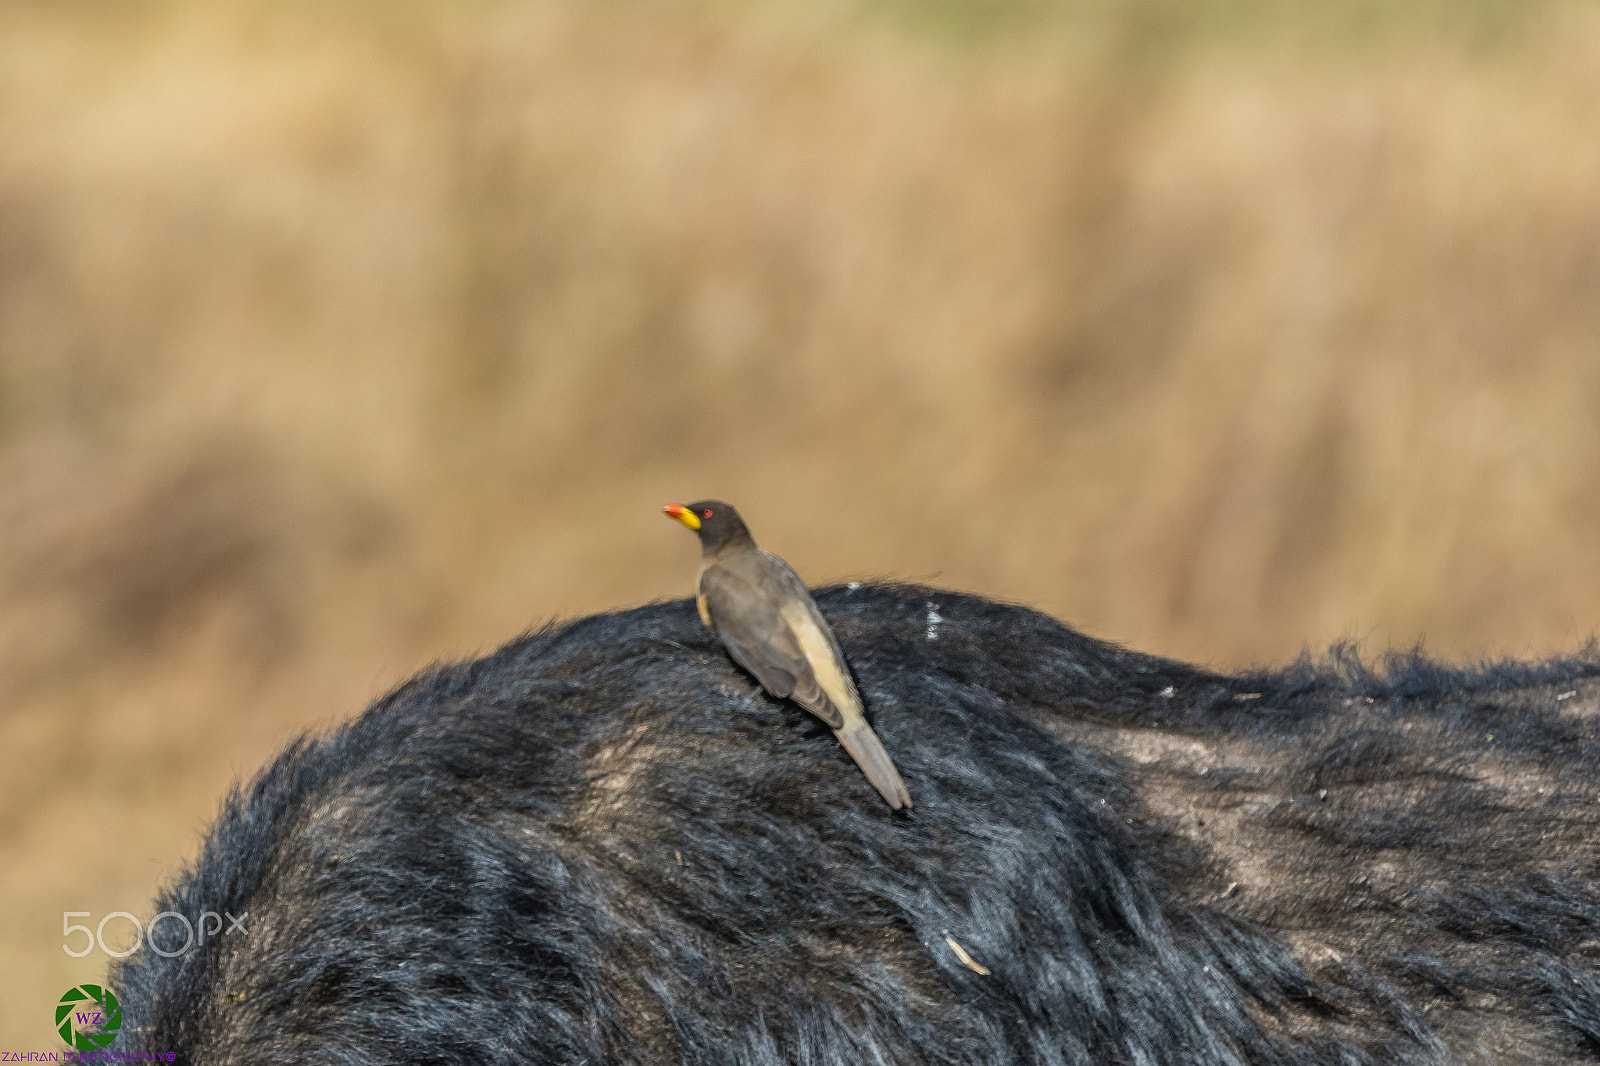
[693, 563, 715, 628]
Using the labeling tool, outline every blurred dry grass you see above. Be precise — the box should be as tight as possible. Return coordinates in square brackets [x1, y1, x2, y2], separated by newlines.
[4, 0, 1600, 1046]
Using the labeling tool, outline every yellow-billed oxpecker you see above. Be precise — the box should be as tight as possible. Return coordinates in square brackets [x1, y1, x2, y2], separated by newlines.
[663, 500, 913, 810]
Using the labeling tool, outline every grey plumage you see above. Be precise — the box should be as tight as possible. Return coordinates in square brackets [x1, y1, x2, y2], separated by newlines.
[667, 501, 912, 809]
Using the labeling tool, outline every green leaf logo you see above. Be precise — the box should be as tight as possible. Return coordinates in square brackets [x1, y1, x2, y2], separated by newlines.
[56, 984, 122, 1049]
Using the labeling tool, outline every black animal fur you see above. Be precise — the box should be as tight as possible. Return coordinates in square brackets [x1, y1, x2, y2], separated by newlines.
[107, 584, 1600, 1064]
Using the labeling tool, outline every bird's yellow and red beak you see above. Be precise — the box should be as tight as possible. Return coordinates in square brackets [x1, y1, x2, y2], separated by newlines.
[663, 503, 701, 531]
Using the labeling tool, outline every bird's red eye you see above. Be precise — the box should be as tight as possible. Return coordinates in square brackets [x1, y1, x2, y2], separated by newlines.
[702, 509, 713, 518]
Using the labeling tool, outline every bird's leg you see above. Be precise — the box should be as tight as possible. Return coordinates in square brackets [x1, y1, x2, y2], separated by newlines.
[737, 682, 766, 713]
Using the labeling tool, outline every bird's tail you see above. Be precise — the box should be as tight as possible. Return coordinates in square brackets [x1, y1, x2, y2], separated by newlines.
[834, 721, 913, 810]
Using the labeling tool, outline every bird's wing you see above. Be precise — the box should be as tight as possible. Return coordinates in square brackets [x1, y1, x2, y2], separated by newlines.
[700, 561, 846, 729]
[758, 558, 910, 808]
[754, 552, 861, 727]
[699, 565, 803, 699]
[708, 552, 909, 807]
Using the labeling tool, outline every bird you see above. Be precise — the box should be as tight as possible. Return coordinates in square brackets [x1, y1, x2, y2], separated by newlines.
[663, 500, 913, 810]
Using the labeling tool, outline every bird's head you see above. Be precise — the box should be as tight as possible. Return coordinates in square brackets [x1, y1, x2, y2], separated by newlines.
[663, 500, 753, 554]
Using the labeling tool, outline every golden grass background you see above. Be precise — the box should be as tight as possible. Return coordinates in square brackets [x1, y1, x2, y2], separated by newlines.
[4, 0, 1600, 1045]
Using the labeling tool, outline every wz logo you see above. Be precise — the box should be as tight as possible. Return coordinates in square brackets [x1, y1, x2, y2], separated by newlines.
[56, 984, 120, 1050]
[64, 909, 248, 958]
